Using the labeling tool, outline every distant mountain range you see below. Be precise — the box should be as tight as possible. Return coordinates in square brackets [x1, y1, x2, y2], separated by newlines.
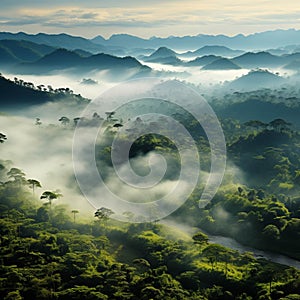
[0, 40, 55, 64]
[202, 58, 241, 70]
[180, 45, 244, 58]
[141, 47, 300, 70]
[0, 32, 120, 55]
[1, 29, 300, 54]
[91, 29, 300, 51]
[186, 55, 221, 66]
[0, 40, 151, 76]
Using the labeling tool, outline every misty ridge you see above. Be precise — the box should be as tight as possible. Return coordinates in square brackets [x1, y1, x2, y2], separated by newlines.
[1, 28, 300, 300]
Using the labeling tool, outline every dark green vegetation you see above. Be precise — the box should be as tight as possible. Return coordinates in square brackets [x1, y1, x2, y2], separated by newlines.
[0, 74, 89, 109]
[1, 28, 300, 298]
[0, 159, 299, 300]
[91, 99, 300, 262]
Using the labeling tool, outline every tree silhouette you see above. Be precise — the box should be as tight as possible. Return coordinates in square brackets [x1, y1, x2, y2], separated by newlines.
[7, 168, 26, 185]
[35, 118, 42, 126]
[94, 207, 114, 222]
[58, 116, 70, 126]
[40, 191, 62, 209]
[0, 133, 7, 143]
[105, 111, 115, 121]
[192, 231, 209, 245]
[27, 179, 42, 195]
[71, 210, 79, 223]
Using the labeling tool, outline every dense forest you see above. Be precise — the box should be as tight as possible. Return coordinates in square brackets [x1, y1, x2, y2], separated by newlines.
[1, 98, 300, 299]
[0, 26, 300, 299]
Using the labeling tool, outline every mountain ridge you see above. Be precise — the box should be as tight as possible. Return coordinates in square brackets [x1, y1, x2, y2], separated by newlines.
[91, 29, 300, 51]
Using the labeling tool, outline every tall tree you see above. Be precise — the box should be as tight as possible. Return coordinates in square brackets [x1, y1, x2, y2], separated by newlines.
[71, 210, 79, 223]
[40, 190, 62, 209]
[27, 179, 42, 195]
[7, 168, 26, 185]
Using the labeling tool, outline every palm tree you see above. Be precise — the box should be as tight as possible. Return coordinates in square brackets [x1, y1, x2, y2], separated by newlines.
[27, 179, 42, 195]
[71, 210, 79, 223]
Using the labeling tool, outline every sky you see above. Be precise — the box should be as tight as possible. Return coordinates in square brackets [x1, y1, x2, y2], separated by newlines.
[0, 0, 299, 38]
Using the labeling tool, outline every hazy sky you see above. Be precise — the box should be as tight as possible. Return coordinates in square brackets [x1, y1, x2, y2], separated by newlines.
[0, 0, 299, 38]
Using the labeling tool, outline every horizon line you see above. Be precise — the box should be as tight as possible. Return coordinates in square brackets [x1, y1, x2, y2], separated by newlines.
[0, 27, 298, 40]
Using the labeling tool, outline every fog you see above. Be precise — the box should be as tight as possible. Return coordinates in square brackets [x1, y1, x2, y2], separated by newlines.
[0, 114, 94, 215]
[0, 77, 227, 222]
[3, 72, 115, 100]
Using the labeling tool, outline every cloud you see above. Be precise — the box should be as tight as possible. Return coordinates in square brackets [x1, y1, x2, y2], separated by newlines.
[0, 1, 299, 38]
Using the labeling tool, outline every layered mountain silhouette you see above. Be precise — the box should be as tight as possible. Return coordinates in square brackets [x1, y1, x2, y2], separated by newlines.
[91, 29, 300, 51]
[141, 47, 181, 64]
[13, 48, 151, 75]
[202, 58, 241, 70]
[0, 32, 109, 54]
[0, 40, 56, 64]
[186, 55, 221, 66]
[232, 52, 284, 68]
[181, 45, 244, 58]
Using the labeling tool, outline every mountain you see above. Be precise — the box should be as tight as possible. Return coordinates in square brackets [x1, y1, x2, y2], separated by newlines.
[0, 74, 88, 110]
[217, 99, 300, 128]
[181, 45, 244, 58]
[232, 52, 284, 68]
[186, 55, 221, 66]
[202, 58, 241, 70]
[15, 48, 151, 74]
[145, 47, 177, 60]
[0, 32, 108, 54]
[0, 39, 56, 65]
[73, 49, 93, 57]
[144, 56, 183, 65]
[283, 60, 300, 70]
[92, 33, 148, 48]
[91, 29, 300, 51]
[229, 69, 285, 91]
[0, 75, 50, 108]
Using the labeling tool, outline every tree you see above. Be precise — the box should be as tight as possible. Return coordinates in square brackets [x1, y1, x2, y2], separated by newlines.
[71, 210, 79, 223]
[58, 116, 70, 126]
[0, 133, 7, 143]
[7, 168, 26, 185]
[35, 118, 42, 126]
[262, 224, 280, 240]
[27, 179, 42, 195]
[73, 117, 81, 126]
[244, 120, 267, 131]
[269, 119, 291, 132]
[94, 207, 114, 222]
[40, 191, 62, 209]
[105, 111, 115, 121]
[202, 244, 228, 271]
[192, 231, 209, 245]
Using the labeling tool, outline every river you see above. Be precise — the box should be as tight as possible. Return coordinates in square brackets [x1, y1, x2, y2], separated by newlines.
[162, 220, 300, 269]
[207, 233, 300, 270]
